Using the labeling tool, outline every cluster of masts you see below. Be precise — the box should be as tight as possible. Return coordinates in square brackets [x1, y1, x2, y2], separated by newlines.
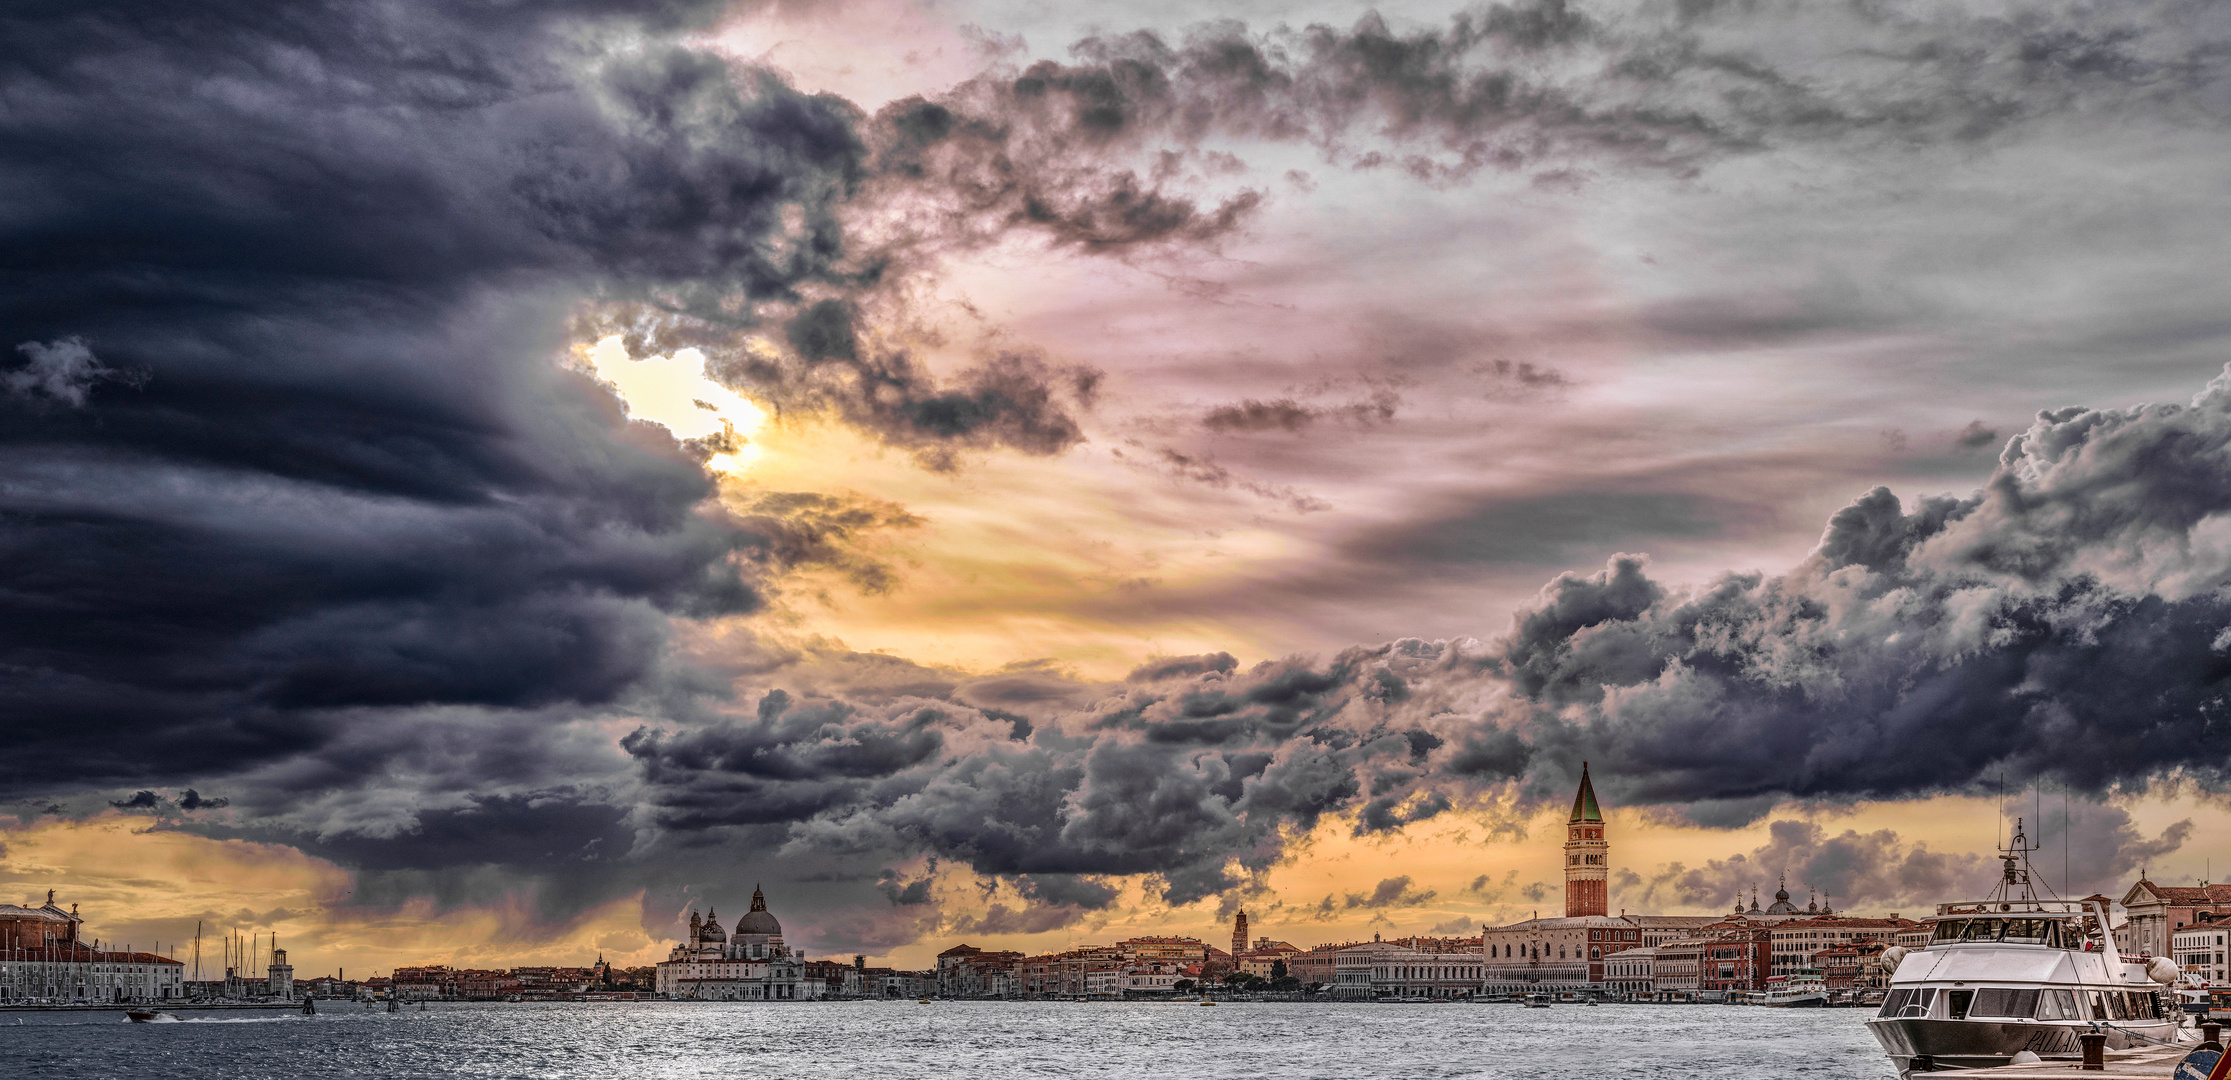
[188, 922, 278, 982]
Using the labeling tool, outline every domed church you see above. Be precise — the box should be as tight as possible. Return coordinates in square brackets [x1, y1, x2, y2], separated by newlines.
[655, 886, 817, 1000]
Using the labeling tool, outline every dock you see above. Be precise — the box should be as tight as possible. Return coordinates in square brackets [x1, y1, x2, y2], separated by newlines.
[1928, 1042, 2199, 1078]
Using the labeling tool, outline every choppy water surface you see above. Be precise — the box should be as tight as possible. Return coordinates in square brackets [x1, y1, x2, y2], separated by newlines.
[5, 1001, 1895, 1079]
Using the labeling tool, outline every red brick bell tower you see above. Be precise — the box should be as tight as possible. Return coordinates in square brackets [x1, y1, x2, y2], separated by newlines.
[1564, 762, 1608, 917]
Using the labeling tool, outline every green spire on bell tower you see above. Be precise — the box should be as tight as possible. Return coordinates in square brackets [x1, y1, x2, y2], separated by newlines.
[1569, 761, 1603, 823]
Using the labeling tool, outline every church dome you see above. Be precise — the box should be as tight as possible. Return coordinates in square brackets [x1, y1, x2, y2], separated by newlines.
[735, 885, 782, 936]
[1765, 881, 1799, 915]
[699, 908, 727, 943]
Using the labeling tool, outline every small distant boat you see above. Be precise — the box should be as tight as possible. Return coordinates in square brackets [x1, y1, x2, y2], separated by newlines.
[125, 1009, 161, 1023]
[917, 999, 932, 1004]
[1524, 993, 1552, 1008]
[1198, 1000, 1216, 1007]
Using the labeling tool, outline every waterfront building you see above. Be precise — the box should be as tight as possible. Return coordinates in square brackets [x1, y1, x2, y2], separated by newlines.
[1121, 959, 1189, 994]
[1651, 939, 1705, 995]
[1760, 914, 1919, 979]
[1234, 939, 1302, 979]
[1699, 928, 1772, 993]
[856, 965, 935, 998]
[1480, 915, 1637, 990]
[1604, 945, 1658, 994]
[1328, 939, 1406, 999]
[655, 887, 816, 1001]
[1117, 936, 1209, 963]
[2121, 879, 2231, 958]
[1284, 942, 1347, 989]
[1813, 943, 1884, 991]
[511, 966, 595, 997]
[2174, 919, 2229, 985]
[1628, 915, 1724, 946]
[936, 944, 1024, 997]
[1564, 763, 1607, 917]
[802, 958, 863, 998]
[0, 893, 186, 1004]
[1322, 937, 1484, 1000]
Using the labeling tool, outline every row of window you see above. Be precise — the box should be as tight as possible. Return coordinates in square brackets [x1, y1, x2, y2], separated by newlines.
[1489, 944, 1577, 959]
[1878, 987, 2162, 1022]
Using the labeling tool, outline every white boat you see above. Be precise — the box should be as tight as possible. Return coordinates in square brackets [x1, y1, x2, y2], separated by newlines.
[2174, 979, 2211, 1017]
[1756, 970, 1830, 1008]
[1865, 819, 2184, 1076]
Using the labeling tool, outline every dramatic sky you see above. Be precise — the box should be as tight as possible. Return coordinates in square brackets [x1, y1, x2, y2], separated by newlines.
[4, 0, 2229, 975]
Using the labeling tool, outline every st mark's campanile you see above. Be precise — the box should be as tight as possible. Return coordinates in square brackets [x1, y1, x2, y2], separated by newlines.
[1563, 762, 1607, 917]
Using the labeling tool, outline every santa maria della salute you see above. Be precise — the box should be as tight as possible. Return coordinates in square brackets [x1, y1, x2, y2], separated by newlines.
[654, 886, 816, 1001]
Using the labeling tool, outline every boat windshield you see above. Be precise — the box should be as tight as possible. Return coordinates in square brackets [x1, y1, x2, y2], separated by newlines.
[1878, 988, 1937, 1018]
[1928, 917, 2069, 946]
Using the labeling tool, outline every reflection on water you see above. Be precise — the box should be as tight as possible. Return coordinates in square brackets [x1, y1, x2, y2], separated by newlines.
[8, 1001, 1893, 1079]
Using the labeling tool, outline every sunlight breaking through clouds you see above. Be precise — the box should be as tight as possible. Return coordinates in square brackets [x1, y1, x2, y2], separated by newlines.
[586, 335, 769, 473]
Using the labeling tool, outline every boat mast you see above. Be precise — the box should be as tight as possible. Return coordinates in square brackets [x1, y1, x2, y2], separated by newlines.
[1991, 816, 2047, 904]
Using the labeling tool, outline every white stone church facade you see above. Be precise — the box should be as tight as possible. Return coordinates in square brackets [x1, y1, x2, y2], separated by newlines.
[655, 887, 819, 1001]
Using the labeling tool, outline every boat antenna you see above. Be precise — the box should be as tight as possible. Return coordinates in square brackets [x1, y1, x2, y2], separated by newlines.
[2062, 783, 2069, 898]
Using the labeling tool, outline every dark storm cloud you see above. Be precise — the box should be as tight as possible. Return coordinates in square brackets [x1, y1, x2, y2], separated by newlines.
[0, 0, 1122, 801]
[628, 646, 1533, 904]
[1498, 367, 2231, 809]
[0, 0, 863, 795]
[176, 790, 228, 811]
[293, 793, 638, 873]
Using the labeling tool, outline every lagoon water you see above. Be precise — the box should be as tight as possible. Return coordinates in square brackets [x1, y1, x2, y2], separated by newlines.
[6, 1001, 1895, 1079]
